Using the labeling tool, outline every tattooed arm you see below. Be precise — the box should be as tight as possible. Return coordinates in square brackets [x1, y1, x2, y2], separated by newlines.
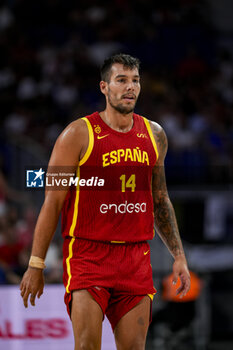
[150, 121, 190, 297]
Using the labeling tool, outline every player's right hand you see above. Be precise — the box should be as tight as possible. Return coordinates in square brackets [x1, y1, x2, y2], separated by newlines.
[20, 267, 44, 308]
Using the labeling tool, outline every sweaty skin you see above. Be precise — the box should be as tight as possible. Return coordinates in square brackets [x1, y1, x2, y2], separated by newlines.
[20, 63, 190, 307]
[20, 62, 190, 350]
[20, 119, 88, 307]
[150, 121, 190, 297]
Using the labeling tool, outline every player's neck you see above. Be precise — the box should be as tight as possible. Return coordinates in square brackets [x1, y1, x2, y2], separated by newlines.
[99, 108, 134, 133]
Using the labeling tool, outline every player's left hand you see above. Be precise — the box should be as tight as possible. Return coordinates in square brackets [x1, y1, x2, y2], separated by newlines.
[20, 267, 44, 308]
[172, 255, 190, 298]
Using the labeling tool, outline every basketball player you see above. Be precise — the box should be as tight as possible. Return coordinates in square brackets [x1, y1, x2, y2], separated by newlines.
[20, 54, 190, 350]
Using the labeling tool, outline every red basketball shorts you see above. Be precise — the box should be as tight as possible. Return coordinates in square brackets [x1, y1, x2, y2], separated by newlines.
[63, 238, 156, 330]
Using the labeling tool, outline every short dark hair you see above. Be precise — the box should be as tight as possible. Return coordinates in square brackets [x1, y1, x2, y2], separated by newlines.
[100, 53, 140, 82]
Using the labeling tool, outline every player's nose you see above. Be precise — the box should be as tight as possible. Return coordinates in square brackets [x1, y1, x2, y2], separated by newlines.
[126, 81, 135, 91]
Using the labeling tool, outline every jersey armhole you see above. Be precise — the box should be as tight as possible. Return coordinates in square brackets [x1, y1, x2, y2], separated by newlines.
[143, 117, 159, 161]
[79, 117, 94, 165]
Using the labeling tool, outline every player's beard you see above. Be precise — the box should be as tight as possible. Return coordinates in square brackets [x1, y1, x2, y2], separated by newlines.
[108, 92, 137, 115]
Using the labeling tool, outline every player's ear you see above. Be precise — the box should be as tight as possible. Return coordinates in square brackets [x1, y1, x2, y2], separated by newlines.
[100, 81, 108, 95]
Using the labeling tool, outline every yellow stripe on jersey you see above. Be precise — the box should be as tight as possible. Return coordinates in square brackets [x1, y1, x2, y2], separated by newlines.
[148, 293, 155, 301]
[65, 166, 80, 293]
[79, 117, 94, 166]
[65, 237, 75, 293]
[148, 286, 157, 301]
[143, 118, 159, 161]
[69, 166, 80, 237]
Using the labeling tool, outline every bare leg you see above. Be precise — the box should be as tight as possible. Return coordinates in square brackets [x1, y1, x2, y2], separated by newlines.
[114, 296, 151, 350]
[71, 290, 103, 350]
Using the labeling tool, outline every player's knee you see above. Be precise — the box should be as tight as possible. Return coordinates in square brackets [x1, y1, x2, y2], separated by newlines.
[75, 337, 100, 350]
[79, 344, 96, 350]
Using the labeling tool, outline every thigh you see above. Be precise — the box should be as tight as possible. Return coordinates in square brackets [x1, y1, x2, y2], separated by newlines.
[71, 289, 103, 350]
[114, 296, 151, 350]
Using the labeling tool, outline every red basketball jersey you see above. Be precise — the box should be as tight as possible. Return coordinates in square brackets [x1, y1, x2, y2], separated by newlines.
[61, 112, 158, 242]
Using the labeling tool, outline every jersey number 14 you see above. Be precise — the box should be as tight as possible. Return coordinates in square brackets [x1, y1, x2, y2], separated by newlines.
[119, 174, 136, 192]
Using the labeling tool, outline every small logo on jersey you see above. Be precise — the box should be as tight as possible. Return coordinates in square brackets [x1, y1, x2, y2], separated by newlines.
[26, 168, 45, 188]
[94, 286, 102, 291]
[137, 133, 148, 138]
[144, 250, 150, 255]
[94, 124, 101, 134]
[97, 134, 109, 140]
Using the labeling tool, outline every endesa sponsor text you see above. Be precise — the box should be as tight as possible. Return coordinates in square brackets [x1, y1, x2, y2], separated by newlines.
[100, 201, 147, 214]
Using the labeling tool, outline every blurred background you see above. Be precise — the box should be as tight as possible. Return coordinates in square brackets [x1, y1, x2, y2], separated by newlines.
[0, 0, 232, 349]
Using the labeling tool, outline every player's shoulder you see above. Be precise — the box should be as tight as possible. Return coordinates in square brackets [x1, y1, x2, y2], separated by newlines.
[67, 117, 88, 134]
[65, 112, 98, 135]
[149, 120, 163, 134]
[146, 118, 168, 159]
[139, 115, 165, 138]
[136, 113, 162, 131]
[56, 117, 88, 147]
[135, 113, 166, 141]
